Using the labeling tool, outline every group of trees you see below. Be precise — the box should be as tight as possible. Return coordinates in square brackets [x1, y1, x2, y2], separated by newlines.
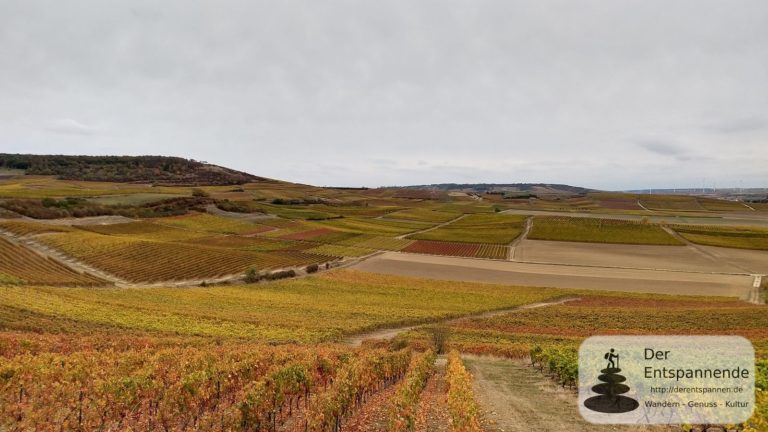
[0, 154, 264, 185]
[243, 268, 298, 283]
[0, 196, 214, 219]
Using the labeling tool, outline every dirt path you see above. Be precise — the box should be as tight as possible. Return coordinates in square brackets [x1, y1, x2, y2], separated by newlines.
[205, 204, 278, 221]
[463, 355, 673, 432]
[507, 217, 532, 261]
[414, 358, 450, 432]
[397, 214, 467, 240]
[749, 274, 764, 304]
[637, 200, 655, 213]
[343, 297, 577, 346]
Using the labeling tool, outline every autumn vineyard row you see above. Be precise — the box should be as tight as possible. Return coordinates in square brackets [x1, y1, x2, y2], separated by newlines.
[445, 351, 482, 432]
[0, 236, 105, 286]
[389, 350, 436, 431]
[0, 343, 423, 432]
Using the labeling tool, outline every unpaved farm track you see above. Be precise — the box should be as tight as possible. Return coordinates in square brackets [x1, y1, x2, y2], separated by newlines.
[507, 217, 532, 261]
[396, 214, 467, 240]
[464, 355, 674, 432]
[344, 297, 577, 346]
[205, 204, 278, 222]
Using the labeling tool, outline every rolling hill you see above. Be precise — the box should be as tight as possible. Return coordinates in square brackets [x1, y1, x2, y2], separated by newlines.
[0, 153, 268, 186]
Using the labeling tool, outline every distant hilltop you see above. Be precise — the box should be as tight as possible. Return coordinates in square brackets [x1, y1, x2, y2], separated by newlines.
[394, 183, 594, 195]
[0, 154, 269, 186]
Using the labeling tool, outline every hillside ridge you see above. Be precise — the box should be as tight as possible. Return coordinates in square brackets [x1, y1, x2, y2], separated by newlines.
[0, 153, 268, 186]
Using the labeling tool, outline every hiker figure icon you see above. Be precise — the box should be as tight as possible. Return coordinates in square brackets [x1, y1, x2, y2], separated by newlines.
[584, 348, 639, 414]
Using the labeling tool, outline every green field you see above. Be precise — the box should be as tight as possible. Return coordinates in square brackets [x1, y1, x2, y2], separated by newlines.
[527, 216, 683, 245]
[410, 213, 527, 244]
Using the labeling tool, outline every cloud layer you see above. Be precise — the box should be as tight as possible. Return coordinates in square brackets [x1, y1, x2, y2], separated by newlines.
[1, 0, 766, 189]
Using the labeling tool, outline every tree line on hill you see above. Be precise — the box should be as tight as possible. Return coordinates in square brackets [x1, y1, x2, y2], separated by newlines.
[0, 154, 265, 185]
[0, 196, 216, 219]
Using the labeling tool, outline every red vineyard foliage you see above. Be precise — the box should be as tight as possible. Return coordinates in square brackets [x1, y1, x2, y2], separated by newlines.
[402, 241, 480, 258]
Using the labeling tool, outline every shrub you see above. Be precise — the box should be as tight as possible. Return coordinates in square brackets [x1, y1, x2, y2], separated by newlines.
[216, 200, 254, 213]
[264, 270, 296, 281]
[244, 267, 260, 283]
[305, 264, 319, 274]
[529, 345, 578, 388]
[41, 197, 57, 207]
[191, 188, 210, 198]
[431, 325, 448, 354]
[0, 273, 24, 285]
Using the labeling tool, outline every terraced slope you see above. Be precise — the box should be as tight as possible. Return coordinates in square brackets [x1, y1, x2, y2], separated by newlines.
[0, 236, 105, 286]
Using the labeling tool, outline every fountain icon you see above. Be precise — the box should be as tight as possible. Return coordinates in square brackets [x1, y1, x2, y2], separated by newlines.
[583, 348, 639, 414]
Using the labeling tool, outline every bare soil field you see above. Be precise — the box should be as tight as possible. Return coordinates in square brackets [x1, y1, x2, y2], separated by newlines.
[515, 239, 753, 273]
[352, 252, 754, 299]
[502, 208, 768, 227]
[698, 245, 768, 274]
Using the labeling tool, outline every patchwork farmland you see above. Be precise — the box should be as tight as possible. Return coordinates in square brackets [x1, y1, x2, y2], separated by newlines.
[0, 158, 767, 431]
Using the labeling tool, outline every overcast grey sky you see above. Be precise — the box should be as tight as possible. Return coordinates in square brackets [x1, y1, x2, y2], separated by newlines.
[1, 1, 767, 189]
